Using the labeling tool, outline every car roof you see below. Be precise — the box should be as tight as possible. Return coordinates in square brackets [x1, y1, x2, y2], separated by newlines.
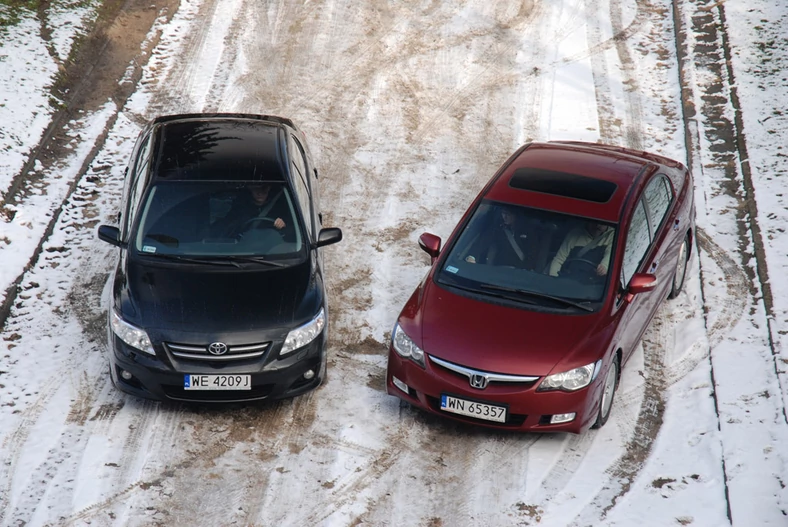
[483, 141, 667, 223]
[149, 114, 294, 182]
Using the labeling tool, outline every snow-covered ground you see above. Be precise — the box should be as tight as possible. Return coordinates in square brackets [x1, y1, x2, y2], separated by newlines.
[0, 0, 786, 525]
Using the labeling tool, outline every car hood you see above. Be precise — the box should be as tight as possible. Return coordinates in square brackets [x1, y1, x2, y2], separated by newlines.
[413, 279, 611, 377]
[117, 257, 319, 335]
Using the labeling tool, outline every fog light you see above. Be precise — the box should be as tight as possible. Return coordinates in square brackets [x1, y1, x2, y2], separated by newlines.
[392, 376, 409, 394]
[550, 412, 576, 424]
[120, 370, 133, 381]
[303, 369, 315, 380]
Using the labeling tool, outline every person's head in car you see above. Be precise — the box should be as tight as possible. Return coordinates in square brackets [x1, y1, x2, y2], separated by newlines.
[249, 184, 273, 206]
[586, 221, 608, 238]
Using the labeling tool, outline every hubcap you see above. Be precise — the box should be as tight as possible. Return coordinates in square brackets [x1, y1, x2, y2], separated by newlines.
[600, 363, 617, 419]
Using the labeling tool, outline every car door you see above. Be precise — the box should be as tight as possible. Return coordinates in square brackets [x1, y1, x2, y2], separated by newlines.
[616, 174, 676, 363]
[641, 174, 677, 302]
[616, 197, 654, 362]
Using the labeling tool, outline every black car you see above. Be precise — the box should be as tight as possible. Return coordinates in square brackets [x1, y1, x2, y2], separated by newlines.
[98, 113, 342, 402]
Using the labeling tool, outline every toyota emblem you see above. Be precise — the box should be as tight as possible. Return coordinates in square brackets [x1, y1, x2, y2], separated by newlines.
[469, 374, 489, 389]
[207, 342, 228, 356]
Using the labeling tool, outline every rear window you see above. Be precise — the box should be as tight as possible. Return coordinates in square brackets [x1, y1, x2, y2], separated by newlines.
[509, 168, 617, 203]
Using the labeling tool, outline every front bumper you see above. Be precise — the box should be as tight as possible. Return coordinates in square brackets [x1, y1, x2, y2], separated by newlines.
[385, 348, 602, 434]
[108, 332, 327, 403]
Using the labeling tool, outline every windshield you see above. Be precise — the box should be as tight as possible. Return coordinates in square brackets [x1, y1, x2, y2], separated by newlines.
[436, 200, 617, 306]
[132, 181, 305, 261]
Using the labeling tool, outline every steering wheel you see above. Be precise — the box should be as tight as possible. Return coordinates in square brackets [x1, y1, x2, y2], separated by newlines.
[239, 216, 277, 232]
[563, 258, 599, 273]
[562, 258, 605, 284]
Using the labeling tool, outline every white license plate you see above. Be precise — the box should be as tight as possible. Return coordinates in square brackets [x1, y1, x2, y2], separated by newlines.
[440, 395, 507, 423]
[184, 374, 251, 390]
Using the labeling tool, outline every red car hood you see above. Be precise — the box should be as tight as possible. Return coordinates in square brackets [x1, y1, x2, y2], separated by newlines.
[414, 280, 611, 377]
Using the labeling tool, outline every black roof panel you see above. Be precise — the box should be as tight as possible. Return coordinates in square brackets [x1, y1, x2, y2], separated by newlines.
[152, 118, 286, 181]
[509, 167, 618, 203]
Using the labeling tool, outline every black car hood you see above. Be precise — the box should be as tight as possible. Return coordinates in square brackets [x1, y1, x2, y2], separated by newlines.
[116, 256, 319, 336]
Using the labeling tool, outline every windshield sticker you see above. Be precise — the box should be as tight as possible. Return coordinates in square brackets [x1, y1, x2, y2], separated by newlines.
[142, 245, 157, 253]
[445, 265, 459, 274]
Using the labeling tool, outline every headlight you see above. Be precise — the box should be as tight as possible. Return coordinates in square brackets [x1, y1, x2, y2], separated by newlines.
[391, 323, 425, 367]
[537, 361, 600, 392]
[110, 309, 155, 355]
[281, 308, 325, 356]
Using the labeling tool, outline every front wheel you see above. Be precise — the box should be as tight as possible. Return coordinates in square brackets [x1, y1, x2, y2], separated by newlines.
[591, 357, 619, 429]
[668, 235, 690, 299]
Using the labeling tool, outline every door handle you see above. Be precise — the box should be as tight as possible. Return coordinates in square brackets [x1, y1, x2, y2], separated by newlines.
[673, 219, 680, 232]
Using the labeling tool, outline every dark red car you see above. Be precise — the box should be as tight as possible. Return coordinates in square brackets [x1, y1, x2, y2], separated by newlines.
[386, 141, 695, 433]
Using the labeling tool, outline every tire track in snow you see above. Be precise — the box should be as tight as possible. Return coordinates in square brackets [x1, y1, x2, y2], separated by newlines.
[0, 152, 158, 525]
[570, 298, 674, 524]
[567, 227, 749, 522]
[0, 380, 59, 526]
[589, 0, 647, 149]
[0, 111, 203, 525]
[529, 0, 745, 515]
[143, 0, 223, 115]
[587, 0, 621, 145]
[301, 435, 409, 525]
[555, 0, 649, 68]
[525, 0, 654, 512]
[0, 4, 191, 519]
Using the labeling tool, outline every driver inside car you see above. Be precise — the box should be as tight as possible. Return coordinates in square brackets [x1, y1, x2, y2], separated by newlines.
[548, 221, 613, 278]
[211, 183, 289, 238]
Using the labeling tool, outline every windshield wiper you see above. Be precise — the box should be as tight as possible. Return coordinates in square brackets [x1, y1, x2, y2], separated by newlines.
[147, 254, 240, 267]
[140, 253, 241, 267]
[443, 282, 537, 305]
[206, 255, 286, 268]
[479, 284, 594, 312]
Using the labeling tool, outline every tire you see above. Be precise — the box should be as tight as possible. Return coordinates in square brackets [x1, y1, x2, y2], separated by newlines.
[591, 357, 619, 429]
[668, 235, 690, 299]
[316, 349, 328, 387]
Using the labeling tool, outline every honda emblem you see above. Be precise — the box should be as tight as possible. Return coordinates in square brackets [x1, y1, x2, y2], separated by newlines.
[469, 374, 489, 389]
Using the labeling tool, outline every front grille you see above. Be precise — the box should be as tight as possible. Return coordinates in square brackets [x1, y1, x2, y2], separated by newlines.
[164, 341, 270, 362]
[162, 383, 275, 402]
[429, 355, 540, 388]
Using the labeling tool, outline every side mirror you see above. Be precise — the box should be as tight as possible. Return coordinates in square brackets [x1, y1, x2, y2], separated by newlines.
[418, 233, 441, 263]
[628, 273, 657, 296]
[97, 225, 124, 248]
[315, 227, 342, 248]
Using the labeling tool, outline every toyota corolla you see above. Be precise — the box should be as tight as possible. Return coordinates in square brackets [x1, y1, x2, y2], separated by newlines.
[98, 113, 342, 403]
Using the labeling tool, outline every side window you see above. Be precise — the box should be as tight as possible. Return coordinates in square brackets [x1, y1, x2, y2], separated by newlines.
[643, 175, 672, 236]
[288, 138, 313, 238]
[621, 199, 651, 285]
[289, 136, 308, 187]
[121, 134, 153, 239]
[293, 134, 321, 220]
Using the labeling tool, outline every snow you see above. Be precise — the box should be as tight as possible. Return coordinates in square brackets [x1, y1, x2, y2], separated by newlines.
[1, 0, 787, 525]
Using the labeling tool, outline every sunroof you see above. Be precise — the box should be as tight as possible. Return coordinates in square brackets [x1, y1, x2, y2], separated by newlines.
[154, 120, 284, 181]
[509, 168, 617, 203]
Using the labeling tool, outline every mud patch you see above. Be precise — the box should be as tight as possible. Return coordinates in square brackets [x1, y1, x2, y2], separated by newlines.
[66, 271, 109, 343]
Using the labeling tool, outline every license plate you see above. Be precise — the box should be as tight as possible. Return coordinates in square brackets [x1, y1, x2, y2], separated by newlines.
[184, 374, 251, 390]
[440, 394, 507, 423]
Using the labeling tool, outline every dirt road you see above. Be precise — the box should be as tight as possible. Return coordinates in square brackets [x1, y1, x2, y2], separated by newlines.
[1, 0, 782, 525]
